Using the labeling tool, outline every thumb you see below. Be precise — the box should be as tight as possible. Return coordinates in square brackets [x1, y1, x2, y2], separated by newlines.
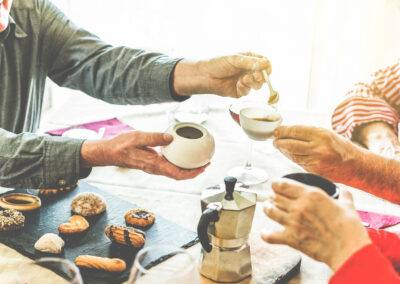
[230, 54, 271, 72]
[261, 229, 291, 246]
[135, 132, 173, 147]
[339, 188, 354, 205]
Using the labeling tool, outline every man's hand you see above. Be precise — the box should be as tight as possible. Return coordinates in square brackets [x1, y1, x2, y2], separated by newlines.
[173, 52, 271, 98]
[80, 131, 208, 180]
[273, 126, 359, 184]
[262, 178, 371, 271]
[354, 121, 400, 159]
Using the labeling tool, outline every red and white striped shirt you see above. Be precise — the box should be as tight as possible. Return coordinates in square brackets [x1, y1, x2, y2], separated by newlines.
[332, 62, 400, 139]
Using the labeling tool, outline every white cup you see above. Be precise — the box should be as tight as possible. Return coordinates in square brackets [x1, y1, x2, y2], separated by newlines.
[239, 107, 282, 141]
[161, 122, 215, 169]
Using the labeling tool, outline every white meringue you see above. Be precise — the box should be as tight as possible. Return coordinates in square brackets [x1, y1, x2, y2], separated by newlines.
[34, 233, 65, 254]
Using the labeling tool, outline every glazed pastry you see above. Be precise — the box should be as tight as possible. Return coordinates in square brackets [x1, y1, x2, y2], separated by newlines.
[58, 215, 89, 234]
[75, 255, 126, 272]
[39, 183, 78, 197]
[104, 225, 146, 248]
[0, 193, 41, 211]
[0, 209, 25, 231]
[34, 233, 65, 254]
[124, 209, 155, 228]
[70, 192, 106, 216]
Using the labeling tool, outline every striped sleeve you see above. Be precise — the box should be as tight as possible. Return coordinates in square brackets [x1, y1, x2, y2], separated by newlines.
[332, 63, 400, 139]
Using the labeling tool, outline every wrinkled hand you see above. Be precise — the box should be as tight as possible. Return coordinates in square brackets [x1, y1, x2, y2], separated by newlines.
[81, 131, 208, 180]
[173, 52, 271, 98]
[262, 178, 371, 271]
[273, 126, 359, 183]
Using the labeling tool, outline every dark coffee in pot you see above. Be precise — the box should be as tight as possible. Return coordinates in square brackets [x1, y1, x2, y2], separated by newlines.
[176, 126, 203, 139]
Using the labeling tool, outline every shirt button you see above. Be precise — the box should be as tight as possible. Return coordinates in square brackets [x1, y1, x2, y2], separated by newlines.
[59, 179, 67, 186]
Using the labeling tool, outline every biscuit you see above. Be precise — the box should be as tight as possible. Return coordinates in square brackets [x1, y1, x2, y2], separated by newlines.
[34, 233, 65, 254]
[71, 192, 106, 216]
[58, 215, 89, 234]
[124, 209, 155, 228]
[104, 225, 146, 248]
[0, 209, 25, 231]
[75, 255, 126, 272]
[39, 183, 78, 197]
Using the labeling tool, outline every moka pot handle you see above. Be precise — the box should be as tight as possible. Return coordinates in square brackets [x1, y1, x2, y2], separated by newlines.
[197, 202, 222, 253]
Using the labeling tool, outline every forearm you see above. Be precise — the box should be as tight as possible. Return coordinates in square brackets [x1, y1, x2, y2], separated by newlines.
[342, 146, 400, 204]
[0, 128, 89, 189]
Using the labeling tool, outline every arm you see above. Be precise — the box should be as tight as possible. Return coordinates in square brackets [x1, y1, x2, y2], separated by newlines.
[0, 128, 88, 189]
[39, 1, 270, 103]
[261, 179, 400, 284]
[274, 125, 400, 204]
[329, 244, 400, 284]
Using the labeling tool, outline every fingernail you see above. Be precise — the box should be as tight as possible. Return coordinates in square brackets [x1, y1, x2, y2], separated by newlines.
[163, 133, 173, 142]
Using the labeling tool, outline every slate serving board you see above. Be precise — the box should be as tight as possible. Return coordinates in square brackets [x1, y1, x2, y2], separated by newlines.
[0, 182, 199, 284]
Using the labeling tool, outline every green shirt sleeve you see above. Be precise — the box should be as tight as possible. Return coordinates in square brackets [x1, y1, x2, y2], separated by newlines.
[0, 128, 90, 189]
[39, 0, 183, 105]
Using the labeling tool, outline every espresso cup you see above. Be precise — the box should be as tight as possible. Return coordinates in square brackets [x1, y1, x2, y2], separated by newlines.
[283, 173, 339, 199]
[161, 122, 215, 169]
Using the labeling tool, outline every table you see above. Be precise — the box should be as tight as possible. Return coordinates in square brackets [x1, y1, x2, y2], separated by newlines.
[2, 94, 400, 283]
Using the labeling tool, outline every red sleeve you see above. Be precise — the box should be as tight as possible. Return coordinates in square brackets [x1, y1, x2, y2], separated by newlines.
[368, 228, 400, 271]
[329, 244, 400, 284]
[332, 62, 400, 139]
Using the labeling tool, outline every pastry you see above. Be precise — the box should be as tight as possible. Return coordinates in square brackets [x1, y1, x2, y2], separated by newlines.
[75, 255, 126, 272]
[39, 183, 78, 197]
[0, 193, 41, 211]
[104, 225, 146, 248]
[34, 233, 65, 254]
[0, 209, 25, 231]
[58, 215, 89, 234]
[124, 209, 155, 228]
[70, 192, 106, 216]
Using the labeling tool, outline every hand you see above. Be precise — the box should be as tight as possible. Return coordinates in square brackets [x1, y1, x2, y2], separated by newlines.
[262, 178, 371, 271]
[173, 52, 271, 98]
[80, 131, 209, 180]
[354, 121, 400, 160]
[0, 0, 13, 32]
[273, 126, 360, 184]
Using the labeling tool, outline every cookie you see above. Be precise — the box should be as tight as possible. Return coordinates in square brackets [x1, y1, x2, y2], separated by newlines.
[104, 225, 146, 248]
[124, 209, 155, 228]
[39, 183, 78, 197]
[34, 233, 65, 254]
[0, 209, 25, 231]
[71, 192, 106, 216]
[58, 215, 89, 234]
[75, 255, 126, 272]
[0, 193, 41, 211]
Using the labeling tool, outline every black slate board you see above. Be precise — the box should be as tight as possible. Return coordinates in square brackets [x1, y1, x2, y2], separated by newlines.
[0, 182, 199, 284]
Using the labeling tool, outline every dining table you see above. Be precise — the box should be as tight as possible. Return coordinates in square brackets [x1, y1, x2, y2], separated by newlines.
[1, 93, 400, 284]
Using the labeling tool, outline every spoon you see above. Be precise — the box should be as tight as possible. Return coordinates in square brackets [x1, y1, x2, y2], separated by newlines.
[262, 70, 280, 105]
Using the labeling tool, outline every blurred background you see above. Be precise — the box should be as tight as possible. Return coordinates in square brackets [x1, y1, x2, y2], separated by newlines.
[46, 0, 400, 117]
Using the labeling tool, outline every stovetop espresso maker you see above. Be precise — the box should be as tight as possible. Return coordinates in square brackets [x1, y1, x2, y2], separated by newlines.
[197, 177, 257, 282]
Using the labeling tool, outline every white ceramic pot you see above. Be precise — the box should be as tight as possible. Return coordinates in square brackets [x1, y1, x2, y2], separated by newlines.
[161, 122, 215, 169]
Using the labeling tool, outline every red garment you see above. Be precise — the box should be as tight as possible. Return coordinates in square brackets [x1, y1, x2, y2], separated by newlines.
[330, 228, 400, 283]
[332, 63, 400, 139]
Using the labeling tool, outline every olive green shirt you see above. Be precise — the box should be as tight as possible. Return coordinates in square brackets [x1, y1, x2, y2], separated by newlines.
[0, 0, 182, 189]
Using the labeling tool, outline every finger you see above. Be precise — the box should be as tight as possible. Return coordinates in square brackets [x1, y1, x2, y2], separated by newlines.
[261, 230, 291, 246]
[157, 157, 208, 180]
[268, 194, 293, 212]
[274, 126, 319, 141]
[236, 81, 251, 97]
[339, 188, 354, 206]
[241, 74, 263, 90]
[271, 178, 308, 199]
[135, 131, 173, 147]
[230, 54, 271, 72]
[253, 71, 265, 82]
[263, 203, 290, 225]
[273, 138, 311, 155]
